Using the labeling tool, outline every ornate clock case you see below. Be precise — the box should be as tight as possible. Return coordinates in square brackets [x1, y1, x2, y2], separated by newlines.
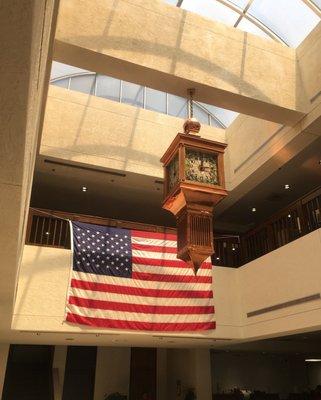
[161, 119, 227, 274]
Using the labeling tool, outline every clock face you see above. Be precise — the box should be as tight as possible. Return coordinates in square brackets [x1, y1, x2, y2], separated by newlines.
[185, 148, 219, 185]
[167, 153, 179, 192]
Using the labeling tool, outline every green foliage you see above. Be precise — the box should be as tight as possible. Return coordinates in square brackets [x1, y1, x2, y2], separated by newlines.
[104, 392, 127, 400]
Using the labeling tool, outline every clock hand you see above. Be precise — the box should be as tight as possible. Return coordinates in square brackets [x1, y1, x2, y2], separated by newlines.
[199, 161, 210, 172]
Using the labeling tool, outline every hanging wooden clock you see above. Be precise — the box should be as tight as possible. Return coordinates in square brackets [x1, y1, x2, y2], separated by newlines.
[160, 118, 228, 274]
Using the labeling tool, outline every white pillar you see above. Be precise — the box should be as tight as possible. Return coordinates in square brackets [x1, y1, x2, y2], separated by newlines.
[157, 348, 167, 400]
[93, 347, 131, 400]
[52, 346, 67, 400]
[0, 344, 9, 398]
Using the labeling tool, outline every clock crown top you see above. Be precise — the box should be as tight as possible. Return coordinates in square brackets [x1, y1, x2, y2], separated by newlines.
[183, 117, 201, 135]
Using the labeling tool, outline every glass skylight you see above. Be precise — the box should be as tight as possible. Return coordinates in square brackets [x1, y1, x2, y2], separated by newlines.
[50, 62, 238, 128]
[248, 0, 320, 47]
[164, 0, 321, 47]
[182, 0, 239, 25]
[237, 18, 270, 40]
[229, 0, 249, 8]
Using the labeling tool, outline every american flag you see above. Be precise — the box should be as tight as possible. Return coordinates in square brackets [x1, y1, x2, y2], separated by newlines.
[65, 221, 215, 331]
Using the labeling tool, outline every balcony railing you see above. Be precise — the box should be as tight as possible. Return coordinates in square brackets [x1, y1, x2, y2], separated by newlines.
[25, 185, 321, 267]
[240, 186, 321, 265]
[25, 209, 176, 250]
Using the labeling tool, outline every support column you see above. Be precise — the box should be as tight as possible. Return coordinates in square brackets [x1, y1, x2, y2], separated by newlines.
[194, 349, 212, 400]
[93, 347, 131, 400]
[0, 344, 9, 398]
[157, 349, 167, 400]
[167, 348, 212, 400]
[52, 346, 67, 400]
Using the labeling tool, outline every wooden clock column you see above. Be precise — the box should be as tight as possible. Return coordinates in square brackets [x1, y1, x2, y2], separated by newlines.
[161, 118, 228, 274]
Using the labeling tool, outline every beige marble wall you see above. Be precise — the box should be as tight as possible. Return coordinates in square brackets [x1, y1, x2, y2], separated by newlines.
[41, 86, 225, 179]
[297, 22, 321, 105]
[0, 0, 59, 342]
[239, 229, 321, 339]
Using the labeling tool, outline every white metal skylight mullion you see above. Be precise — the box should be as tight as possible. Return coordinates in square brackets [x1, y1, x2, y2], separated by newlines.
[234, 0, 254, 27]
[173, 0, 320, 47]
[175, 0, 290, 45]
[194, 101, 226, 128]
[311, 0, 321, 10]
[301, 0, 321, 17]
[215, 0, 289, 45]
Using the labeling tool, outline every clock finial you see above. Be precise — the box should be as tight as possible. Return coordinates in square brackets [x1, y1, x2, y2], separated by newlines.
[184, 88, 201, 135]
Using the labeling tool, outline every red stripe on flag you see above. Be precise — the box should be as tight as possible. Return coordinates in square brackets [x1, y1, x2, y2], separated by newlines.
[132, 230, 177, 241]
[69, 296, 215, 315]
[132, 271, 212, 284]
[132, 257, 212, 269]
[66, 312, 216, 331]
[71, 279, 213, 299]
[132, 243, 177, 254]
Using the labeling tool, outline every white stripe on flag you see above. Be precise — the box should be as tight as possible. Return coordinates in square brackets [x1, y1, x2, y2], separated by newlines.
[132, 263, 212, 277]
[70, 287, 214, 307]
[67, 304, 214, 324]
[132, 236, 177, 248]
[72, 271, 213, 292]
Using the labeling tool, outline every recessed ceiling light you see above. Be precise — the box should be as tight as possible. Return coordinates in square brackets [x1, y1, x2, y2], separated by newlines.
[252, 207, 256, 212]
[45, 232, 50, 235]
[216, 256, 220, 260]
[284, 184, 290, 189]
[288, 214, 291, 218]
[232, 247, 236, 251]
[82, 186, 87, 192]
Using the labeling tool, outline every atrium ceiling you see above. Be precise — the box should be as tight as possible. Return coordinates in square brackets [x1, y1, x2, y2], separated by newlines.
[51, 1, 321, 128]
[164, 0, 321, 47]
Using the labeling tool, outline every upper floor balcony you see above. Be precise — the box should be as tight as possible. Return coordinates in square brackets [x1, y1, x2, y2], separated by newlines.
[26, 181, 321, 268]
[12, 181, 321, 346]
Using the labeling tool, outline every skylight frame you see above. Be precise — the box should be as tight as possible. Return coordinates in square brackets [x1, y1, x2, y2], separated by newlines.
[175, 0, 321, 47]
